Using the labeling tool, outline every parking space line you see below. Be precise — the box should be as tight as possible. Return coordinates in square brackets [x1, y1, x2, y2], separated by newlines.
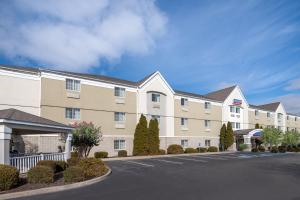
[123, 160, 154, 167]
[152, 159, 183, 165]
[190, 155, 227, 160]
[210, 155, 240, 159]
[173, 157, 208, 163]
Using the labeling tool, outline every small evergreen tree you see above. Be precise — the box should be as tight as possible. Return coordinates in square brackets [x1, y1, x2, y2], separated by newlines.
[225, 122, 234, 150]
[255, 123, 260, 129]
[133, 114, 148, 156]
[148, 119, 160, 154]
[219, 124, 227, 151]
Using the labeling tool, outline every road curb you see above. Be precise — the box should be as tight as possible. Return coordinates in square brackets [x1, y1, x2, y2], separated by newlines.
[103, 151, 234, 162]
[0, 167, 112, 200]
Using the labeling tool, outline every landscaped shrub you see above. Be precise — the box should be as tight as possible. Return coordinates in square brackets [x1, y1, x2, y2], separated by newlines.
[27, 166, 54, 184]
[278, 146, 287, 153]
[167, 144, 184, 154]
[118, 150, 128, 157]
[67, 157, 80, 166]
[94, 151, 108, 158]
[78, 158, 107, 179]
[0, 164, 19, 191]
[37, 160, 57, 172]
[251, 148, 258, 152]
[271, 146, 278, 153]
[197, 147, 207, 153]
[159, 149, 166, 155]
[71, 151, 79, 158]
[55, 161, 68, 172]
[184, 148, 198, 153]
[64, 166, 85, 183]
[238, 144, 248, 151]
[258, 146, 265, 152]
[207, 146, 218, 152]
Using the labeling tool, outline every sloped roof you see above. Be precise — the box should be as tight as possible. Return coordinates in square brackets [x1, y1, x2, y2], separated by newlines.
[175, 90, 222, 102]
[204, 85, 237, 102]
[249, 102, 280, 112]
[0, 64, 39, 75]
[0, 109, 71, 129]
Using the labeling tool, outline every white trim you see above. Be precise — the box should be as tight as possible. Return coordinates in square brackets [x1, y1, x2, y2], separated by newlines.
[20, 134, 60, 137]
[174, 95, 222, 106]
[0, 69, 40, 81]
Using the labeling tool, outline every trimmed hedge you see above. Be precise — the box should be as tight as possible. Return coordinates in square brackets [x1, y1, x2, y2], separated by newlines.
[278, 146, 286, 153]
[197, 147, 207, 153]
[94, 151, 108, 159]
[258, 146, 265, 152]
[0, 164, 19, 191]
[271, 146, 278, 153]
[64, 166, 85, 183]
[67, 157, 80, 167]
[27, 166, 54, 184]
[55, 161, 68, 172]
[159, 149, 166, 155]
[78, 158, 107, 179]
[251, 148, 258, 152]
[37, 160, 56, 172]
[118, 150, 128, 157]
[167, 144, 184, 154]
[207, 146, 218, 152]
[184, 148, 198, 154]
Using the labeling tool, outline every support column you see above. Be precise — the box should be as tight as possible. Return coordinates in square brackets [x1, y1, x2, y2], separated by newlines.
[0, 125, 12, 165]
[64, 132, 72, 161]
[243, 135, 252, 151]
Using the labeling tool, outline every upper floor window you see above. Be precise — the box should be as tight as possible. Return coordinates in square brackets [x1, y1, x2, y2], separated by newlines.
[296, 117, 298, 122]
[236, 107, 241, 114]
[65, 108, 80, 120]
[230, 106, 235, 113]
[66, 79, 80, 92]
[255, 110, 259, 116]
[205, 102, 211, 109]
[278, 113, 283, 120]
[114, 87, 125, 97]
[152, 93, 160, 102]
[287, 115, 290, 120]
[204, 120, 210, 129]
[114, 112, 125, 123]
[181, 118, 188, 127]
[181, 140, 188, 148]
[267, 112, 271, 118]
[181, 98, 188, 106]
[114, 139, 126, 150]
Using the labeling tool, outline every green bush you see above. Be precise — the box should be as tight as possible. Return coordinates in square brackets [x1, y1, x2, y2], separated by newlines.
[78, 158, 107, 179]
[184, 148, 198, 153]
[239, 144, 248, 151]
[27, 166, 54, 184]
[271, 146, 278, 153]
[207, 146, 218, 152]
[64, 166, 85, 183]
[67, 157, 80, 166]
[37, 160, 57, 172]
[94, 151, 108, 158]
[251, 148, 258, 152]
[118, 150, 128, 157]
[294, 146, 300, 152]
[258, 146, 265, 152]
[71, 151, 79, 158]
[55, 161, 68, 172]
[278, 146, 287, 153]
[159, 149, 166, 155]
[197, 147, 207, 153]
[167, 144, 184, 154]
[0, 164, 19, 191]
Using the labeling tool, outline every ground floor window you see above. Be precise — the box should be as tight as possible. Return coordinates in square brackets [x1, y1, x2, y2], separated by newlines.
[65, 108, 80, 120]
[236, 122, 241, 129]
[114, 139, 126, 150]
[205, 140, 211, 147]
[181, 139, 188, 148]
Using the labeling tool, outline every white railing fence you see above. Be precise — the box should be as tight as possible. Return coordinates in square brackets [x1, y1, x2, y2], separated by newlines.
[10, 152, 66, 173]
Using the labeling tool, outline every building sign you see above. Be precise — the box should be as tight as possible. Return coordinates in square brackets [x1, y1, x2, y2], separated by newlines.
[233, 99, 242, 105]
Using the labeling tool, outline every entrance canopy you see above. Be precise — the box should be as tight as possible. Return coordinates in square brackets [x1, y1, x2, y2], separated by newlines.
[234, 129, 263, 138]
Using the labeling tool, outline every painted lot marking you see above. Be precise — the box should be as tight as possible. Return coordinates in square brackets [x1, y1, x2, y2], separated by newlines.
[152, 159, 183, 165]
[193, 155, 227, 160]
[210, 155, 241, 159]
[123, 160, 154, 167]
[172, 157, 208, 163]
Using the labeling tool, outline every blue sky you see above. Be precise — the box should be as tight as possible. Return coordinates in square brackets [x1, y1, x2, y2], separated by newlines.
[0, 0, 300, 114]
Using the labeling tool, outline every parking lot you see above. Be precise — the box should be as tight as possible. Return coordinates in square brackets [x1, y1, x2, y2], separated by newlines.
[14, 152, 300, 200]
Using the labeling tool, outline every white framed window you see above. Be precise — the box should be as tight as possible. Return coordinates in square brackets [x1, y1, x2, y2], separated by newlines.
[255, 110, 259, 116]
[230, 106, 235, 113]
[236, 122, 241, 129]
[181, 98, 188, 106]
[114, 112, 125, 123]
[181, 118, 188, 127]
[231, 122, 235, 129]
[204, 120, 210, 129]
[205, 140, 211, 147]
[114, 139, 126, 150]
[267, 112, 271, 118]
[114, 87, 125, 97]
[205, 102, 211, 109]
[236, 107, 240, 114]
[277, 113, 283, 119]
[66, 79, 80, 91]
[287, 116, 289, 120]
[152, 93, 160, 102]
[65, 108, 80, 120]
[181, 140, 188, 148]
[151, 115, 160, 124]
[295, 117, 297, 122]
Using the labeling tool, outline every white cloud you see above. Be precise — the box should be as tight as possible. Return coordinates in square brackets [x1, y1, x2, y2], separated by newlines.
[276, 94, 300, 115]
[0, 0, 167, 71]
[285, 78, 300, 91]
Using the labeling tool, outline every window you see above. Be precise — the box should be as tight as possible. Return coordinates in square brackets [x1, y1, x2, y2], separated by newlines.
[181, 118, 188, 127]
[296, 117, 298, 122]
[230, 106, 235, 113]
[151, 115, 160, 124]
[267, 112, 271, 118]
[278, 113, 283, 119]
[205, 140, 211, 147]
[114, 87, 125, 97]
[287, 115, 290, 120]
[181, 98, 188, 106]
[205, 102, 211, 109]
[152, 93, 160, 102]
[255, 110, 259, 116]
[65, 108, 80, 120]
[236, 122, 241, 129]
[231, 122, 235, 129]
[236, 107, 240, 114]
[114, 140, 126, 150]
[181, 140, 188, 148]
[204, 120, 210, 129]
[66, 79, 80, 91]
[287, 127, 289, 132]
[114, 112, 125, 123]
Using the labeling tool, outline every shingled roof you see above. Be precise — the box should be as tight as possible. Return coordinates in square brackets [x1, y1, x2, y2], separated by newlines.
[204, 85, 237, 102]
[0, 108, 71, 129]
[249, 102, 281, 112]
[174, 90, 222, 102]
